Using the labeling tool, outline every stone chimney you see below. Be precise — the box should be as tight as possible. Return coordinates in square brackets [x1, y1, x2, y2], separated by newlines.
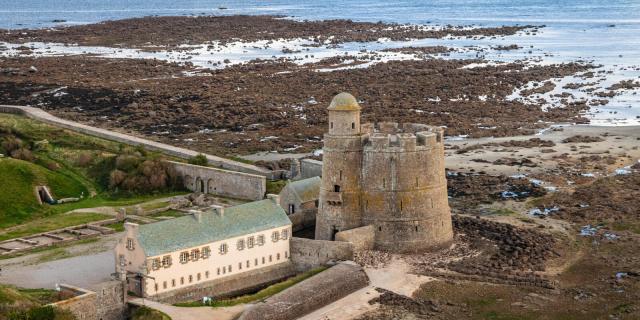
[124, 222, 139, 239]
[290, 158, 301, 180]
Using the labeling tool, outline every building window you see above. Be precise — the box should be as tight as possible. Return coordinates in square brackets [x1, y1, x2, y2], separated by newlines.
[289, 204, 295, 214]
[262, 257, 265, 264]
[315, 200, 319, 208]
[254, 258, 258, 266]
[351, 122, 355, 129]
[205, 271, 209, 278]
[219, 243, 228, 255]
[180, 277, 184, 285]
[237, 239, 245, 251]
[339, 170, 342, 180]
[217, 268, 220, 275]
[172, 279, 176, 287]
[223, 266, 226, 274]
[239, 262, 242, 270]
[271, 231, 280, 242]
[155, 283, 158, 292]
[285, 251, 288, 259]
[281, 229, 289, 240]
[269, 255, 272, 262]
[126, 238, 134, 250]
[228, 265, 232, 272]
[180, 251, 189, 264]
[202, 246, 211, 259]
[162, 255, 172, 268]
[163, 281, 167, 289]
[330, 122, 333, 129]
[190, 249, 200, 261]
[257, 235, 265, 246]
[277, 253, 281, 260]
[119, 254, 126, 267]
[334, 185, 340, 192]
[151, 258, 161, 270]
[197, 273, 201, 281]
[247, 236, 255, 248]
[246, 260, 250, 268]
[188, 275, 193, 283]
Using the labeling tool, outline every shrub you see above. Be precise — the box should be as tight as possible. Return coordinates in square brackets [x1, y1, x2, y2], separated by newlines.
[10, 148, 35, 162]
[74, 152, 94, 167]
[1, 136, 23, 154]
[188, 154, 208, 166]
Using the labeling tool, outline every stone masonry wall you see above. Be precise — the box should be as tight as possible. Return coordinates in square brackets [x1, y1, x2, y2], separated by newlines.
[238, 262, 369, 320]
[50, 284, 97, 320]
[335, 225, 375, 251]
[169, 161, 266, 201]
[150, 262, 296, 304]
[289, 209, 316, 232]
[93, 281, 126, 320]
[290, 237, 353, 272]
[299, 159, 323, 179]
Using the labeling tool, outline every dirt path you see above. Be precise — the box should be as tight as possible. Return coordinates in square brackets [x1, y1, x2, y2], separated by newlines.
[300, 258, 433, 320]
[129, 298, 245, 320]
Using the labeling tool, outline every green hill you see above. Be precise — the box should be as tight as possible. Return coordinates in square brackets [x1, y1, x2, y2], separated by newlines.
[0, 157, 88, 228]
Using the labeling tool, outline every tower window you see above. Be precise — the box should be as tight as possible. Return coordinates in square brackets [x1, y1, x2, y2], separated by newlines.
[339, 170, 342, 180]
[330, 122, 333, 129]
[351, 122, 355, 129]
[383, 178, 386, 188]
[334, 185, 340, 192]
[400, 201, 403, 211]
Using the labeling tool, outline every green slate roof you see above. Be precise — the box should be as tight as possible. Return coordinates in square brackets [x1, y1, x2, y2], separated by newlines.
[136, 199, 290, 257]
[287, 176, 321, 203]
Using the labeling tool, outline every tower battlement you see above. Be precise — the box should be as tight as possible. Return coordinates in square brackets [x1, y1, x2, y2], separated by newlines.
[362, 122, 443, 150]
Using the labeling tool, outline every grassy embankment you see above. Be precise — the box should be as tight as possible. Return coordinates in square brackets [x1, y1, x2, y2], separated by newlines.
[0, 284, 76, 320]
[0, 114, 186, 239]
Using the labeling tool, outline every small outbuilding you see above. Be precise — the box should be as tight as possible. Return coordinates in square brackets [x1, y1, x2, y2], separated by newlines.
[278, 176, 321, 215]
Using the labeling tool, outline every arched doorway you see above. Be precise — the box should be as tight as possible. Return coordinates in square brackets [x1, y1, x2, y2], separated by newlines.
[195, 177, 204, 193]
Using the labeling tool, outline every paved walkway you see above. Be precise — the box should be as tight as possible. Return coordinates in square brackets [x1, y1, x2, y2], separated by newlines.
[300, 258, 433, 320]
[129, 298, 245, 320]
[0, 105, 275, 178]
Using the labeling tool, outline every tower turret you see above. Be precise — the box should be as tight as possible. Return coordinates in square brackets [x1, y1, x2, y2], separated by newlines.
[315, 93, 364, 240]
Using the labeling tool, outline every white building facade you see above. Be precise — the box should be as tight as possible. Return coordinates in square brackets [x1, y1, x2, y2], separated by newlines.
[115, 197, 292, 297]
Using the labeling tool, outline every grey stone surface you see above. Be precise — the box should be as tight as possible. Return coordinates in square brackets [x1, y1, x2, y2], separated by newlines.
[238, 262, 369, 320]
[290, 237, 353, 272]
[335, 225, 375, 251]
[170, 161, 266, 201]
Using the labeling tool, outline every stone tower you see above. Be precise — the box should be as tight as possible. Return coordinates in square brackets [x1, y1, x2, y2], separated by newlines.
[315, 92, 453, 252]
[315, 93, 364, 241]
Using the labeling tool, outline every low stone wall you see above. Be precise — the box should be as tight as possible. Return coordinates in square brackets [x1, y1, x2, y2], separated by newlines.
[0, 105, 280, 178]
[93, 281, 126, 320]
[335, 225, 375, 251]
[290, 237, 354, 272]
[300, 159, 323, 179]
[150, 262, 296, 304]
[168, 161, 266, 201]
[50, 284, 97, 320]
[289, 209, 316, 232]
[239, 262, 369, 320]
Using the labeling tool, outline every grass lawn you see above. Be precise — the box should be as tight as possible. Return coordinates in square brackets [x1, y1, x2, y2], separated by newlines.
[0, 158, 89, 228]
[174, 266, 327, 308]
[0, 212, 111, 241]
[132, 306, 172, 320]
[0, 238, 98, 261]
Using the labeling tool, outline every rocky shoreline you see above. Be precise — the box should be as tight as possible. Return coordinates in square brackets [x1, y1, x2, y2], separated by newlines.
[0, 15, 537, 48]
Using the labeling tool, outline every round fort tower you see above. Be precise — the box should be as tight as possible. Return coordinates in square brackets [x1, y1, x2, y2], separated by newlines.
[315, 92, 453, 252]
[360, 123, 453, 252]
[315, 93, 364, 240]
